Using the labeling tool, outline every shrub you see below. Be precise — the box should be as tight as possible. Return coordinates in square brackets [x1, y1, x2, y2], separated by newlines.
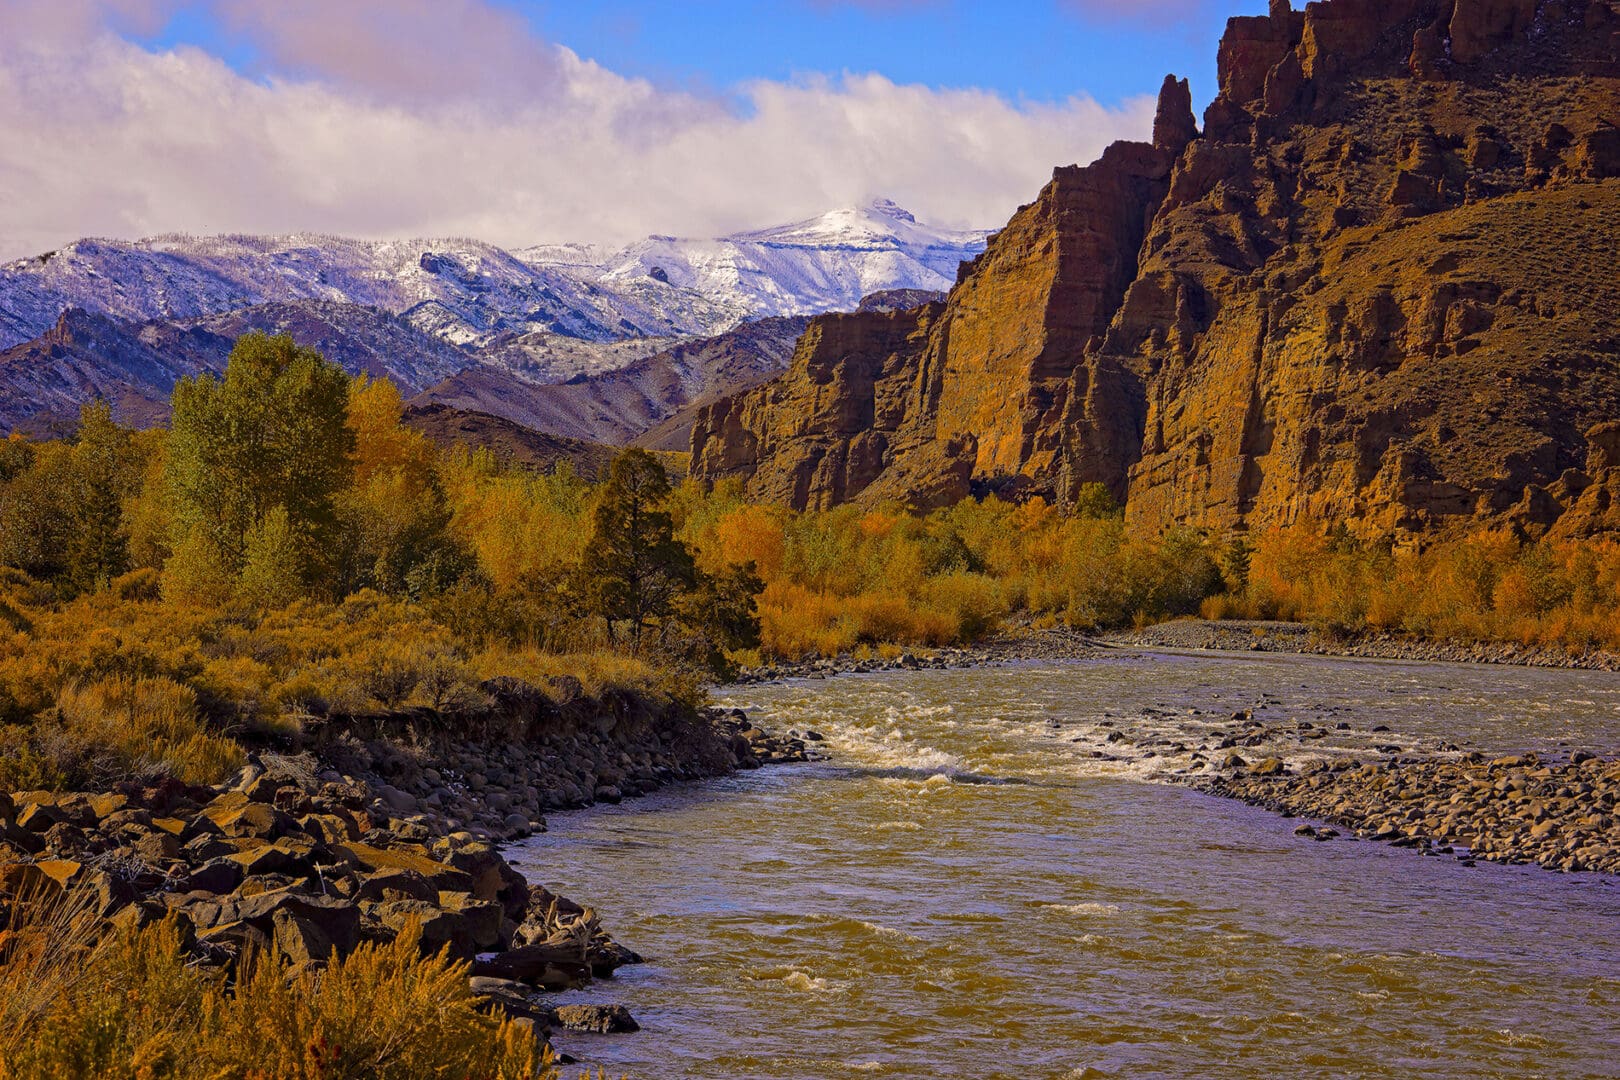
[0, 912, 547, 1080]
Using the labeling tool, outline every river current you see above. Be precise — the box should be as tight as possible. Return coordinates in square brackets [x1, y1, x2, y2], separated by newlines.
[511, 650, 1620, 1079]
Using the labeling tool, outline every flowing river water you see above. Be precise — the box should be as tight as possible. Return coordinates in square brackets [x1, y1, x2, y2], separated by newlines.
[510, 650, 1620, 1079]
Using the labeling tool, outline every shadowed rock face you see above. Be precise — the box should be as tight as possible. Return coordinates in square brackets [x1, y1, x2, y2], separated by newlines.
[692, 0, 1620, 541]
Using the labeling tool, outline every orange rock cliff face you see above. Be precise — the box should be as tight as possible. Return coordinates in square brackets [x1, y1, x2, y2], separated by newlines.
[691, 0, 1620, 540]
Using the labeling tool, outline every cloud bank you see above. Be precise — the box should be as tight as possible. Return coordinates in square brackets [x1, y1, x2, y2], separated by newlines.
[0, 0, 1155, 261]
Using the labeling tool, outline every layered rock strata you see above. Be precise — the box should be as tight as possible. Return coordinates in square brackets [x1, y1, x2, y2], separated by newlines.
[693, 0, 1620, 540]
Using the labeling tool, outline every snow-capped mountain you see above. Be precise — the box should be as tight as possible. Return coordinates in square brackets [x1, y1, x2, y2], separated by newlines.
[0, 202, 987, 353]
[520, 199, 988, 327]
[0, 234, 735, 353]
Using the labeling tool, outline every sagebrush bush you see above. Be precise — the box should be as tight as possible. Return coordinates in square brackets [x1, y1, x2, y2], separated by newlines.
[0, 675, 245, 791]
[0, 911, 547, 1080]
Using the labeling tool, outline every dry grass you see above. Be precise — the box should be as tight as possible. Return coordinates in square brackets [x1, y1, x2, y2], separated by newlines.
[0, 883, 109, 1060]
[0, 908, 548, 1080]
[0, 580, 683, 791]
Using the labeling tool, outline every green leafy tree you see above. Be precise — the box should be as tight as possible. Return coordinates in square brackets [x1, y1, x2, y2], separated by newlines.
[576, 450, 697, 652]
[0, 434, 34, 483]
[235, 505, 305, 609]
[672, 561, 764, 678]
[0, 442, 70, 579]
[165, 333, 354, 595]
[1072, 482, 1122, 520]
[63, 400, 136, 594]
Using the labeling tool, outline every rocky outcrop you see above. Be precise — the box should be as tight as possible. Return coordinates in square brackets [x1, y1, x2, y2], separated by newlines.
[1153, 76, 1199, 153]
[692, 0, 1620, 541]
[0, 695, 809, 1051]
[1448, 0, 1539, 65]
[693, 137, 1180, 509]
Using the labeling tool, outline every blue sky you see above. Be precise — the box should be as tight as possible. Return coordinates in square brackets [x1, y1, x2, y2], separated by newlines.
[525, 2, 1237, 111]
[3, 0, 1259, 258]
[136, 1, 1244, 114]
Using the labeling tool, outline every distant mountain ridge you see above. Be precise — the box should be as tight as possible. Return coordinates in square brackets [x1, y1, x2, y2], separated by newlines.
[415, 316, 813, 451]
[0, 202, 986, 439]
[0, 201, 988, 354]
[0, 302, 473, 436]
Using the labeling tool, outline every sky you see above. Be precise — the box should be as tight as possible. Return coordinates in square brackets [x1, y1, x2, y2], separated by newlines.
[0, 0, 1258, 262]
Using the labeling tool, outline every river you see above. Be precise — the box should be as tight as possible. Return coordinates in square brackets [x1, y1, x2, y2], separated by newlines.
[509, 649, 1620, 1079]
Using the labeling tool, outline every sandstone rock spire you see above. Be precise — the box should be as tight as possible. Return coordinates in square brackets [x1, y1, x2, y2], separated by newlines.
[1152, 75, 1199, 154]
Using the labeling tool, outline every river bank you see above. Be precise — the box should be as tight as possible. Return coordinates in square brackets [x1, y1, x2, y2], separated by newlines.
[1107, 618, 1620, 671]
[1205, 750, 1620, 874]
[0, 682, 811, 1059]
[739, 618, 1620, 688]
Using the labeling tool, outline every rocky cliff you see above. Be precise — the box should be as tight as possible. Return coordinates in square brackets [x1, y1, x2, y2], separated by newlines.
[692, 0, 1620, 540]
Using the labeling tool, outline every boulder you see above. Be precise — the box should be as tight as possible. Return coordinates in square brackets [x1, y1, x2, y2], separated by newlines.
[196, 919, 272, 958]
[437, 891, 505, 949]
[371, 899, 481, 960]
[86, 793, 128, 820]
[554, 1004, 640, 1035]
[356, 867, 439, 904]
[272, 907, 336, 966]
[299, 813, 356, 845]
[133, 831, 182, 863]
[234, 889, 360, 955]
[0, 821, 46, 857]
[224, 841, 314, 879]
[0, 859, 82, 895]
[334, 842, 474, 894]
[204, 795, 296, 841]
[471, 939, 592, 990]
[16, 802, 65, 833]
[468, 977, 557, 1026]
[187, 859, 246, 895]
[440, 842, 529, 919]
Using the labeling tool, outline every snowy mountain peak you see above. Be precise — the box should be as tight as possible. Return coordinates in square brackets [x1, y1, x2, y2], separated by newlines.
[726, 200, 985, 252]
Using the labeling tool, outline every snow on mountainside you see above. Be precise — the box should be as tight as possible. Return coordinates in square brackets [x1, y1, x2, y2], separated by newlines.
[0, 234, 735, 353]
[519, 199, 989, 325]
[0, 202, 987, 354]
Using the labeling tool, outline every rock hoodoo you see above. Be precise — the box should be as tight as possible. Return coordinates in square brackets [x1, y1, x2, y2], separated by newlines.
[692, 0, 1620, 540]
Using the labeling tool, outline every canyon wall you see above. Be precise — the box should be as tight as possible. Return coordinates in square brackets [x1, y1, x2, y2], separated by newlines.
[692, 0, 1620, 540]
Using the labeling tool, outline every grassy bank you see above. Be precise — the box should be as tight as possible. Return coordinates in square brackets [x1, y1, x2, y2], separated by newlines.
[0, 905, 547, 1080]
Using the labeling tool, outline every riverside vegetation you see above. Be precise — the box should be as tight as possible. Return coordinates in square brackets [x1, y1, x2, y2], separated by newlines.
[5, 332, 1620, 1073]
[0, 332, 798, 1076]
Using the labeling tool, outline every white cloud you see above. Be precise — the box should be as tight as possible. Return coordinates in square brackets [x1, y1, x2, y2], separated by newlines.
[0, 0, 1155, 261]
